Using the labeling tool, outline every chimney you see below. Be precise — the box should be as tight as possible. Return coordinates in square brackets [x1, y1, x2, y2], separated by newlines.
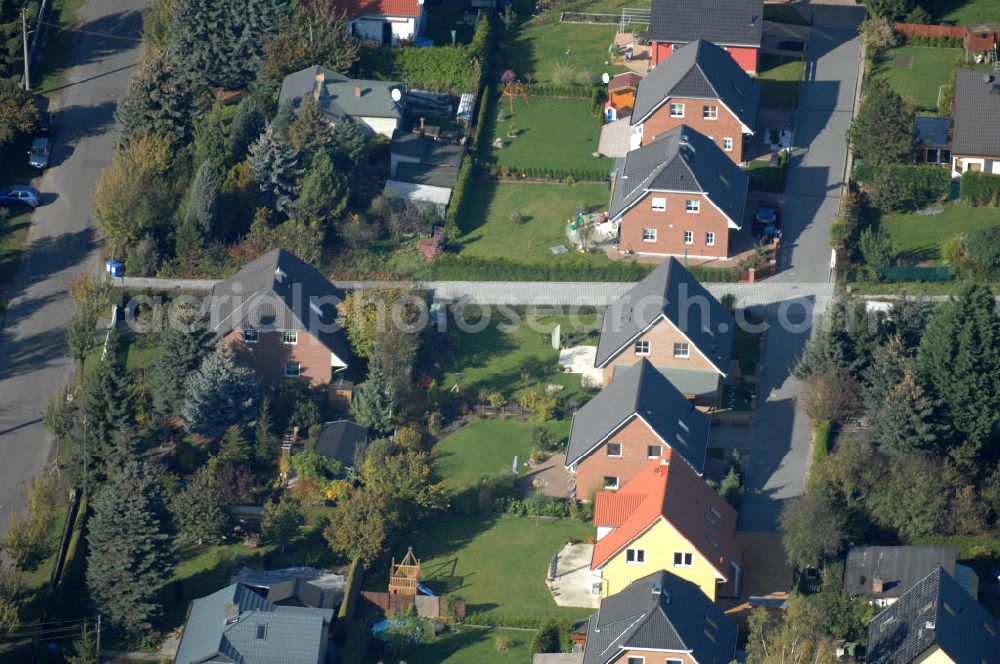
[420, 116, 425, 133]
[355, 85, 363, 97]
[313, 71, 325, 102]
[872, 577, 884, 594]
[651, 582, 661, 596]
[274, 266, 287, 284]
[224, 601, 240, 625]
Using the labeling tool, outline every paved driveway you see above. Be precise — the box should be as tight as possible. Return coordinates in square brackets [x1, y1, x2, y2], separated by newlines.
[0, 0, 145, 533]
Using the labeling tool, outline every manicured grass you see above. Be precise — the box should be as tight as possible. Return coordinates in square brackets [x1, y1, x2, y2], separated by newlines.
[435, 419, 570, 494]
[399, 626, 534, 663]
[883, 204, 1000, 263]
[873, 46, 961, 112]
[367, 514, 592, 617]
[758, 54, 803, 108]
[0, 209, 31, 292]
[439, 312, 599, 403]
[746, 159, 786, 193]
[507, 19, 618, 86]
[35, 0, 87, 94]
[458, 181, 611, 260]
[930, 0, 1000, 25]
[763, 3, 808, 25]
[487, 97, 610, 173]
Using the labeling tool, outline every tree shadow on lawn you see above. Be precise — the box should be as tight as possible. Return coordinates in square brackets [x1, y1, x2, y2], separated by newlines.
[453, 178, 500, 239]
[442, 323, 518, 388]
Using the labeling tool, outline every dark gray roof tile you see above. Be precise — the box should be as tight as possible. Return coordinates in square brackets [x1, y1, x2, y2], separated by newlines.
[952, 69, 1000, 157]
[649, 0, 764, 48]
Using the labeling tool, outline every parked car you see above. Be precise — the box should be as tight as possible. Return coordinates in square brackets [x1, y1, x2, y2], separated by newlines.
[0, 186, 40, 208]
[28, 137, 51, 170]
[754, 206, 778, 225]
[37, 111, 53, 136]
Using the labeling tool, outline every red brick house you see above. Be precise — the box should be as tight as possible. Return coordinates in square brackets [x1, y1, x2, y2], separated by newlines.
[565, 358, 710, 499]
[630, 39, 760, 164]
[594, 257, 734, 403]
[610, 126, 748, 259]
[649, 0, 764, 74]
[206, 249, 355, 388]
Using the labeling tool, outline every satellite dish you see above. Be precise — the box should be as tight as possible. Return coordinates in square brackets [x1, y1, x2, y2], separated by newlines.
[601, 72, 610, 84]
[391, 87, 402, 102]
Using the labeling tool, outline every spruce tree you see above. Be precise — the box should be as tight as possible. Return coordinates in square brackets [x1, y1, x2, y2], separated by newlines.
[862, 334, 914, 415]
[867, 372, 948, 456]
[253, 399, 278, 468]
[217, 425, 252, 466]
[152, 323, 212, 414]
[288, 95, 334, 158]
[115, 50, 193, 146]
[295, 152, 349, 226]
[351, 354, 394, 437]
[848, 79, 914, 165]
[86, 461, 174, 635]
[917, 283, 1000, 450]
[182, 345, 259, 439]
[227, 96, 265, 164]
[186, 160, 220, 235]
[249, 125, 303, 216]
[79, 331, 133, 480]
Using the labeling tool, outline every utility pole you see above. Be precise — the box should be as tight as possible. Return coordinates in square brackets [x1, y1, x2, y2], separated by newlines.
[96, 614, 102, 661]
[21, 9, 30, 91]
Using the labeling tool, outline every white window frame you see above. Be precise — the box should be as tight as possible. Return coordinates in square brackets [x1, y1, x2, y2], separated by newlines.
[243, 328, 259, 344]
[723, 137, 734, 152]
[673, 552, 693, 567]
[604, 476, 619, 490]
[666, 659, 683, 664]
[607, 442, 623, 457]
[647, 444, 662, 459]
[282, 330, 298, 345]
[669, 102, 685, 118]
[642, 228, 658, 242]
[628, 657, 646, 664]
[651, 197, 666, 212]
[625, 548, 646, 564]
[673, 342, 690, 358]
[284, 361, 302, 378]
[683, 230, 694, 245]
[634, 340, 650, 356]
[685, 199, 700, 213]
[702, 105, 718, 120]
[706, 231, 715, 246]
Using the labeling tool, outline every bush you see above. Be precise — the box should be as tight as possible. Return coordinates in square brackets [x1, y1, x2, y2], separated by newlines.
[531, 619, 562, 654]
[959, 171, 1000, 207]
[965, 226, 1000, 275]
[522, 83, 599, 98]
[853, 163, 951, 210]
[813, 420, 832, 465]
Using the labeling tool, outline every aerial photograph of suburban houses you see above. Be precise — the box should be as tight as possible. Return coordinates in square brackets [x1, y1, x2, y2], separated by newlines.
[3, 0, 1000, 661]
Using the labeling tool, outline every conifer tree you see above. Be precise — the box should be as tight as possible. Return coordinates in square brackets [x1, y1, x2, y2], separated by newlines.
[295, 151, 349, 226]
[115, 50, 193, 146]
[152, 323, 212, 414]
[186, 160, 220, 235]
[848, 78, 913, 165]
[253, 399, 278, 469]
[182, 345, 259, 439]
[217, 425, 252, 466]
[227, 97, 265, 164]
[249, 125, 303, 216]
[171, 466, 229, 544]
[288, 95, 334, 158]
[79, 331, 133, 478]
[86, 461, 174, 635]
[351, 354, 393, 437]
[867, 372, 948, 456]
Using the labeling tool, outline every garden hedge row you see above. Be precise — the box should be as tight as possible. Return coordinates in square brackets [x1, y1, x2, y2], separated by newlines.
[901, 35, 963, 48]
[853, 162, 951, 205]
[482, 163, 609, 182]
[522, 83, 601, 98]
[427, 255, 739, 283]
[333, 558, 365, 642]
[446, 159, 476, 239]
[959, 171, 1000, 206]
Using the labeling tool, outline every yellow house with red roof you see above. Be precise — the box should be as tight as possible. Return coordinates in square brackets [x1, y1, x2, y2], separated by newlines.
[591, 449, 742, 601]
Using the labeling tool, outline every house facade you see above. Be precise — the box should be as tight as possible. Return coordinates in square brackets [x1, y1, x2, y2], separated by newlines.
[648, 0, 764, 74]
[610, 127, 748, 259]
[630, 39, 759, 164]
[279, 65, 405, 138]
[333, 0, 425, 45]
[590, 451, 741, 601]
[207, 249, 355, 389]
[594, 257, 734, 404]
[950, 70, 1000, 177]
[565, 359, 710, 499]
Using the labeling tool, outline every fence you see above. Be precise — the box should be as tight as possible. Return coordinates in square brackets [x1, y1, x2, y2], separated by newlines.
[894, 22, 964, 39]
[560, 11, 618, 24]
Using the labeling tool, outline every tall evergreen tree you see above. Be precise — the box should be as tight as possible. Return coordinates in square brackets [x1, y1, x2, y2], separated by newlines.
[917, 283, 1000, 450]
[253, 399, 278, 468]
[115, 50, 193, 147]
[79, 331, 133, 481]
[261, 0, 360, 79]
[217, 425, 252, 466]
[351, 354, 394, 437]
[794, 302, 858, 379]
[152, 323, 212, 414]
[86, 461, 174, 635]
[249, 125, 303, 216]
[848, 79, 914, 165]
[170, 466, 230, 544]
[227, 96, 265, 164]
[186, 160, 220, 235]
[295, 152, 349, 227]
[862, 334, 914, 415]
[288, 95, 334, 158]
[867, 372, 948, 456]
[182, 345, 259, 438]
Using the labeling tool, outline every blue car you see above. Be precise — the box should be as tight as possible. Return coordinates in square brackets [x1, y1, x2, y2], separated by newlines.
[755, 207, 778, 225]
[0, 186, 40, 208]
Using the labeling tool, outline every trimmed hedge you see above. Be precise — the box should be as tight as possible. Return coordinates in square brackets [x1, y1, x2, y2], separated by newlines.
[446, 159, 476, 239]
[483, 162, 609, 182]
[813, 420, 831, 465]
[852, 162, 951, 207]
[959, 171, 1000, 206]
[333, 558, 365, 642]
[522, 83, 600, 99]
[427, 255, 739, 282]
[902, 35, 963, 48]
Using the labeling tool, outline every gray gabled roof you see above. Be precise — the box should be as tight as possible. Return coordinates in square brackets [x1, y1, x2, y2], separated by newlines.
[314, 420, 369, 468]
[174, 582, 335, 664]
[952, 69, 1000, 157]
[632, 40, 760, 129]
[582, 571, 737, 664]
[206, 249, 355, 368]
[867, 567, 1000, 664]
[649, 0, 763, 48]
[279, 65, 404, 123]
[594, 257, 735, 373]
[608, 126, 748, 227]
[844, 545, 956, 601]
[565, 359, 709, 474]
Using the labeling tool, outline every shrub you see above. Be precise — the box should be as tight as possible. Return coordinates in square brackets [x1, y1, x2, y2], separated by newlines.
[853, 163, 951, 210]
[959, 171, 1000, 206]
[965, 226, 1000, 275]
[532, 619, 562, 654]
[813, 420, 832, 465]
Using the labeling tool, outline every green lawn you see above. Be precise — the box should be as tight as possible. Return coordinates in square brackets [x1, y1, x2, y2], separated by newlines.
[758, 54, 803, 108]
[366, 514, 592, 617]
[439, 312, 599, 403]
[873, 46, 961, 112]
[487, 96, 610, 173]
[506, 19, 619, 86]
[763, 3, 808, 25]
[35, 0, 86, 94]
[458, 181, 611, 259]
[930, 0, 1000, 25]
[0, 210, 31, 302]
[435, 419, 571, 494]
[746, 159, 787, 193]
[397, 626, 534, 664]
[884, 204, 1000, 263]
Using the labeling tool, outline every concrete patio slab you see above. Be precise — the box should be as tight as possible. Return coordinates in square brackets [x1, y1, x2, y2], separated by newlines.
[549, 543, 601, 609]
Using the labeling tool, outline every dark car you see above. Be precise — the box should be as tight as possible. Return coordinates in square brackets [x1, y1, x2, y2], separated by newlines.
[0, 186, 40, 208]
[37, 111, 53, 136]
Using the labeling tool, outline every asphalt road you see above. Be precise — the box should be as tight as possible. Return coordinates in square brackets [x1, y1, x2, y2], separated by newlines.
[0, 0, 145, 534]
[737, 3, 864, 533]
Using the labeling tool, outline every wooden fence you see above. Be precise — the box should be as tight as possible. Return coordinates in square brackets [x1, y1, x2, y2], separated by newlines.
[894, 22, 964, 39]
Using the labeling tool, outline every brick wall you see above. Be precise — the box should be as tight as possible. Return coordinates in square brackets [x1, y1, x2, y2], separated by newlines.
[618, 191, 734, 258]
[639, 97, 748, 164]
[611, 650, 697, 664]
[575, 416, 671, 499]
[225, 329, 335, 387]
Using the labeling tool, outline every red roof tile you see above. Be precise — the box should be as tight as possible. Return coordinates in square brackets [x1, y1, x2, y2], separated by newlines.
[590, 449, 740, 578]
[330, 0, 423, 19]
